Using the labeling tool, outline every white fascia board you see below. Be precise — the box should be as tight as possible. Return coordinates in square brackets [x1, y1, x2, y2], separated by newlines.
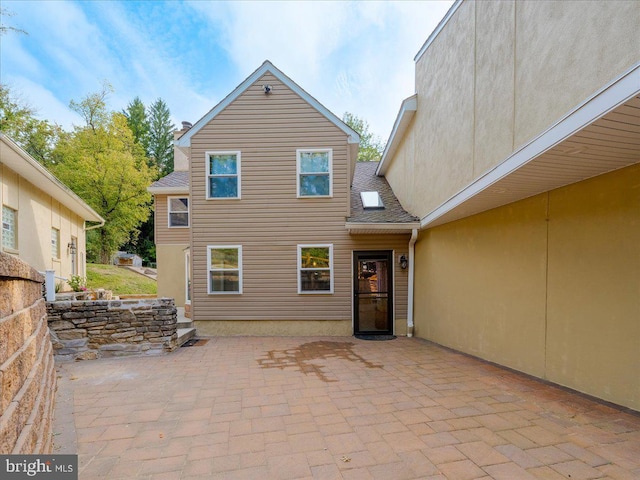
[345, 222, 420, 231]
[377, 95, 417, 176]
[175, 60, 360, 147]
[0, 133, 104, 224]
[414, 0, 464, 62]
[420, 62, 640, 229]
[147, 186, 190, 195]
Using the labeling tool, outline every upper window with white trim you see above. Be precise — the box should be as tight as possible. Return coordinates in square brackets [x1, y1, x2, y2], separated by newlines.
[168, 197, 189, 227]
[297, 149, 332, 197]
[2, 206, 17, 251]
[207, 151, 241, 199]
[207, 245, 242, 294]
[298, 244, 333, 294]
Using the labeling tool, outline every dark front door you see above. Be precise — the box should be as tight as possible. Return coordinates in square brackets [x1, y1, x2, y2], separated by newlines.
[354, 251, 393, 335]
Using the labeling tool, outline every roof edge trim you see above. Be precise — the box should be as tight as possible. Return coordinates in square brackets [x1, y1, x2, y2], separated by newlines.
[0, 133, 104, 224]
[377, 95, 418, 176]
[175, 60, 360, 147]
[420, 62, 640, 229]
[345, 222, 420, 230]
[414, 0, 464, 62]
[147, 186, 190, 195]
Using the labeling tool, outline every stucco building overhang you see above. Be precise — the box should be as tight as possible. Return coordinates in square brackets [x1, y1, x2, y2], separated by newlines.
[0, 133, 104, 225]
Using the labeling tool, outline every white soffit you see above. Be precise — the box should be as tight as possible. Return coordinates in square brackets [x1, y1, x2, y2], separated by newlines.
[377, 95, 418, 176]
[421, 63, 640, 229]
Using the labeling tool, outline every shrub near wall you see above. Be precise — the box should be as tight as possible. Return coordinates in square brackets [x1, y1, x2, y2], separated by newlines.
[0, 252, 56, 454]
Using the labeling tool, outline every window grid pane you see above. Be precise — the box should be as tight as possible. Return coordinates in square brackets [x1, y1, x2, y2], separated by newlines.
[51, 228, 60, 258]
[299, 174, 330, 196]
[2, 206, 16, 250]
[299, 245, 332, 293]
[169, 198, 189, 227]
[300, 152, 329, 173]
[208, 153, 239, 199]
[169, 198, 188, 212]
[208, 246, 241, 293]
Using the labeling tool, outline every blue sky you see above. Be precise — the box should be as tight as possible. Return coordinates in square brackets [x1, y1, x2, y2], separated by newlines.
[1, 0, 453, 141]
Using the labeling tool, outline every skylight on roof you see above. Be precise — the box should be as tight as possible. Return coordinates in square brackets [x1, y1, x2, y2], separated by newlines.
[361, 191, 384, 209]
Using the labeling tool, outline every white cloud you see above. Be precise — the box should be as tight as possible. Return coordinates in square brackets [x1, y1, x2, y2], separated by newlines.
[1, 0, 453, 140]
[188, 0, 453, 138]
[3, 75, 82, 128]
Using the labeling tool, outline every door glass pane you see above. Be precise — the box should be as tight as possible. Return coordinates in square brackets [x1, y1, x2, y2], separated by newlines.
[356, 256, 391, 333]
[358, 293, 389, 332]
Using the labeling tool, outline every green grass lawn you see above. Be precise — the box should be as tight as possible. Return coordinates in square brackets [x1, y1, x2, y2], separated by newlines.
[86, 263, 157, 295]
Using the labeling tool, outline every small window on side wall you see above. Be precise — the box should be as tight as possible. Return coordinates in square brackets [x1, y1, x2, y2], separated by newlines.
[51, 228, 60, 259]
[298, 244, 333, 294]
[168, 197, 189, 227]
[2, 205, 17, 251]
[297, 149, 332, 197]
[207, 245, 242, 294]
[207, 152, 241, 199]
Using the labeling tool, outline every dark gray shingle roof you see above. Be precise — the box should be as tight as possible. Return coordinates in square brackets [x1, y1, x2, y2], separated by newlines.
[149, 171, 190, 189]
[348, 162, 418, 224]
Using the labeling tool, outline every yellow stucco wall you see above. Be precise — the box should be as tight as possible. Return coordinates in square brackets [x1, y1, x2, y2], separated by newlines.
[391, 0, 640, 218]
[414, 165, 640, 410]
[1, 163, 87, 280]
[156, 243, 188, 306]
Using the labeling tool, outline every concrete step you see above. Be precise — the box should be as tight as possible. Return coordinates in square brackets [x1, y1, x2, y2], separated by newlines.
[176, 320, 194, 329]
[177, 327, 196, 346]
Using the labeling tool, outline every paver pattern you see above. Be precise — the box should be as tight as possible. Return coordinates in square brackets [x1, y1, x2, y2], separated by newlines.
[53, 336, 640, 479]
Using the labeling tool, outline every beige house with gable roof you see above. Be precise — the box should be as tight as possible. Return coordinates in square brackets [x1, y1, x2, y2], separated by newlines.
[151, 0, 639, 411]
[1, 133, 104, 283]
[149, 61, 419, 337]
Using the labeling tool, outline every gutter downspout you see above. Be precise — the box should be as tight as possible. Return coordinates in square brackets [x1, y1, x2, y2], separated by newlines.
[407, 228, 418, 337]
[85, 220, 105, 231]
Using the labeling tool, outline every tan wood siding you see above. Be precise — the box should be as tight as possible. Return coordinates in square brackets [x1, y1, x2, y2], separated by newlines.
[189, 73, 410, 325]
[154, 194, 191, 245]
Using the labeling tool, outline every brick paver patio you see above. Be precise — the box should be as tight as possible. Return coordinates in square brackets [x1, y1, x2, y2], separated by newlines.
[53, 336, 640, 479]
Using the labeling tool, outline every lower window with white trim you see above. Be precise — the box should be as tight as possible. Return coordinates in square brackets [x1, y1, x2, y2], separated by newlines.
[207, 245, 242, 294]
[298, 244, 333, 294]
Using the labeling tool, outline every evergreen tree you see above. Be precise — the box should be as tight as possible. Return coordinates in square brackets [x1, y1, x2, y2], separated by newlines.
[123, 96, 150, 158]
[147, 98, 174, 176]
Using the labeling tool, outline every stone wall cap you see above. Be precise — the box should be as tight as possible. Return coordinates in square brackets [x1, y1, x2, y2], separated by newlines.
[0, 252, 44, 282]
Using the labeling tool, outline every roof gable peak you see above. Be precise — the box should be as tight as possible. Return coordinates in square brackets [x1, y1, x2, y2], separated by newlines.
[175, 60, 360, 147]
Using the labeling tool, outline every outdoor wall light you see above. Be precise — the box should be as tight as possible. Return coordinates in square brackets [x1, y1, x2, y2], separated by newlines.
[399, 255, 408, 270]
[263, 84, 272, 94]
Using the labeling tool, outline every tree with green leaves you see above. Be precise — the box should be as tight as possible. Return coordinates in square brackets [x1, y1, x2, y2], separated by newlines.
[123, 96, 150, 157]
[343, 112, 385, 162]
[0, 84, 60, 166]
[147, 98, 174, 176]
[52, 88, 155, 263]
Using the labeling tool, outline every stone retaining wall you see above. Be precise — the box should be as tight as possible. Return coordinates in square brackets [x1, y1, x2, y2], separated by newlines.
[47, 298, 178, 361]
[0, 252, 56, 454]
